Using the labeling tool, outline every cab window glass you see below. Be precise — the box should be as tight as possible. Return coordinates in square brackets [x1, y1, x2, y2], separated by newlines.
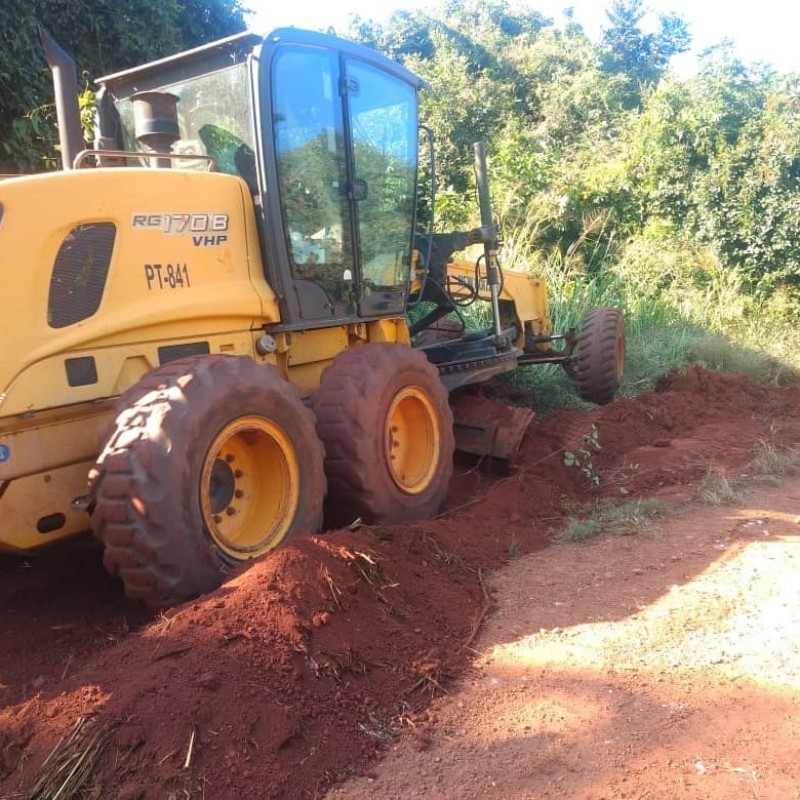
[273, 48, 352, 305]
[114, 64, 257, 189]
[347, 60, 417, 315]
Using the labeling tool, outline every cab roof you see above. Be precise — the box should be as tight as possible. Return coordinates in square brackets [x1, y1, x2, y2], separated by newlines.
[96, 28, 427, 97]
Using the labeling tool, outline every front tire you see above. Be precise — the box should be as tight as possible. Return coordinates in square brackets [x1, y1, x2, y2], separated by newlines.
[89, 355, 326, 607]
[312, 344, 454, 528]
[572, 307, 626, 405]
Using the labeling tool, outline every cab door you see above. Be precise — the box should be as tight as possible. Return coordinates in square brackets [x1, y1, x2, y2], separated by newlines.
[269, 45, 353, 321]
[344, 59, 419, 318]
[257, 30, 423, 327]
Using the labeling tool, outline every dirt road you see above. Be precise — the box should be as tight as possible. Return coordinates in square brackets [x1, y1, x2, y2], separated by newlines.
[2, 367, 800, 799]
[330, 480, 800, 800]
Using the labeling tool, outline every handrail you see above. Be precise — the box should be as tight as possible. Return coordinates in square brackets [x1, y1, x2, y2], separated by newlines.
[72, 149, 216, 171]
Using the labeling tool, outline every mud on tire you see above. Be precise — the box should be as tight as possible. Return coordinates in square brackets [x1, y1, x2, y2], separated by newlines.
[89, 355, 326, 607]
[312, 343, 454, 528]
[572, 307, 626, 405]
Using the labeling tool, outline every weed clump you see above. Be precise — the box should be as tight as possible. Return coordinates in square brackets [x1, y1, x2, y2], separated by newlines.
[698, 469, 739, 505]
[560, 498, 667, 542]
[751, 440, 800, 482]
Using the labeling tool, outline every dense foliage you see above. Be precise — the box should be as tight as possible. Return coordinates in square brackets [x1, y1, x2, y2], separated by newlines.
[348, 0, 800, 303]
[0, 0, 247, 172]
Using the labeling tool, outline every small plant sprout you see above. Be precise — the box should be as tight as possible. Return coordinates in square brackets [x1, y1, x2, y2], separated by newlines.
[564, 422, 602, 487]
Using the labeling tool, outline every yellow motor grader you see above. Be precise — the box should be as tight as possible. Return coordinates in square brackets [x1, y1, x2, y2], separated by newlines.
[0, 27, 624, 606]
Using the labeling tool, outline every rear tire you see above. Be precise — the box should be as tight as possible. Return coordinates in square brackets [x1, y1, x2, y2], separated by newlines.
[312, 344, 454, 528]
[89, 355, 325, 607]
[572, 307, 625, 405]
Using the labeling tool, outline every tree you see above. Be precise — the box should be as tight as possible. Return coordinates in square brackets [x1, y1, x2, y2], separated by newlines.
[347, 0, 553, 224]
[0, 0, 248, 172]
[347, 9, 436, 63]
[620, 44, 800, 289]
[599, 0, 690, 109]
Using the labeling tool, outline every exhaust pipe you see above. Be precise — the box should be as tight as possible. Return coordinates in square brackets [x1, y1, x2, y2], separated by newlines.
[38, 26, 83, 170]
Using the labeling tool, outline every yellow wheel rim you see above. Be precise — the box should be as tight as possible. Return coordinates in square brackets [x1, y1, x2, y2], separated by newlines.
[385, 387, 440, 495]
[200, 416, 300, 560]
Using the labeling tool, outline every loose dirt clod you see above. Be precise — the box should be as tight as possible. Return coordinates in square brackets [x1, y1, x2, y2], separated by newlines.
[2, 367, 800, 800]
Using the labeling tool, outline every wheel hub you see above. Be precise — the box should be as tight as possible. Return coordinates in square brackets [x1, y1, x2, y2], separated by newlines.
[208, 458, 236, 515]
[385, 386, 440, 494]
[200, 417, 300, 559]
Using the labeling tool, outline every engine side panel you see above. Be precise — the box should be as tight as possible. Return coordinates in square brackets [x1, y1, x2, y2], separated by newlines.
[0, 167, 278, 417]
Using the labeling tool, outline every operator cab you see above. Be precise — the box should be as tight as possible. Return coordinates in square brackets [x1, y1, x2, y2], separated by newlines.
[94, 29, 426, 329]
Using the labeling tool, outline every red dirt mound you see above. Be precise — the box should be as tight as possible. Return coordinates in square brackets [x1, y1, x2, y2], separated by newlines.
[1, 367, 799, 799]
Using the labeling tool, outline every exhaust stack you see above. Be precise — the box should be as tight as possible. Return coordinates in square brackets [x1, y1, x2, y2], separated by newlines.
[38, 26, 83, 170]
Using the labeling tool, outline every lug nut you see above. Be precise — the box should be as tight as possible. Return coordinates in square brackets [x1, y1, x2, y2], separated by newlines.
[234, 469, 244, 478]
[213, 515, 222, 524]
[225, 454, 235, 463]
[226, 506, 236, 516]
[234, 489, 244, 499]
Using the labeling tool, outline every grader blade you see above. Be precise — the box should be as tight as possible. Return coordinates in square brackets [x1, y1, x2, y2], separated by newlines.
[449, 393, 534, 466]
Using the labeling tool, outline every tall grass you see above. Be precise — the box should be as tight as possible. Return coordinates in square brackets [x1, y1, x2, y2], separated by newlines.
[485, 209, 800, 411]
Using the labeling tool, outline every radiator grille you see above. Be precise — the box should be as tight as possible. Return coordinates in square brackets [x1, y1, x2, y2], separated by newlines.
[48, 222, 116, 329]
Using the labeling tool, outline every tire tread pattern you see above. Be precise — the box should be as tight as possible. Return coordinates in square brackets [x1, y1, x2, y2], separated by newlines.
[90, 355, 325, 607]
[574, 307, 625, 406]
[312, 344, 454, 528]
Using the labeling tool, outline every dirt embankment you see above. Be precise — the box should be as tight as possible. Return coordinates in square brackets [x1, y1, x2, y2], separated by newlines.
[1, 367, 799, 799]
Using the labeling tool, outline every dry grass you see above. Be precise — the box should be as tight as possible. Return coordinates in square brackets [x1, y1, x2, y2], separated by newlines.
[412, 529, 471, 571]
[698, 468, 739, 506]
[24, 714, 118, 800]
[751, 439, 800, 481]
